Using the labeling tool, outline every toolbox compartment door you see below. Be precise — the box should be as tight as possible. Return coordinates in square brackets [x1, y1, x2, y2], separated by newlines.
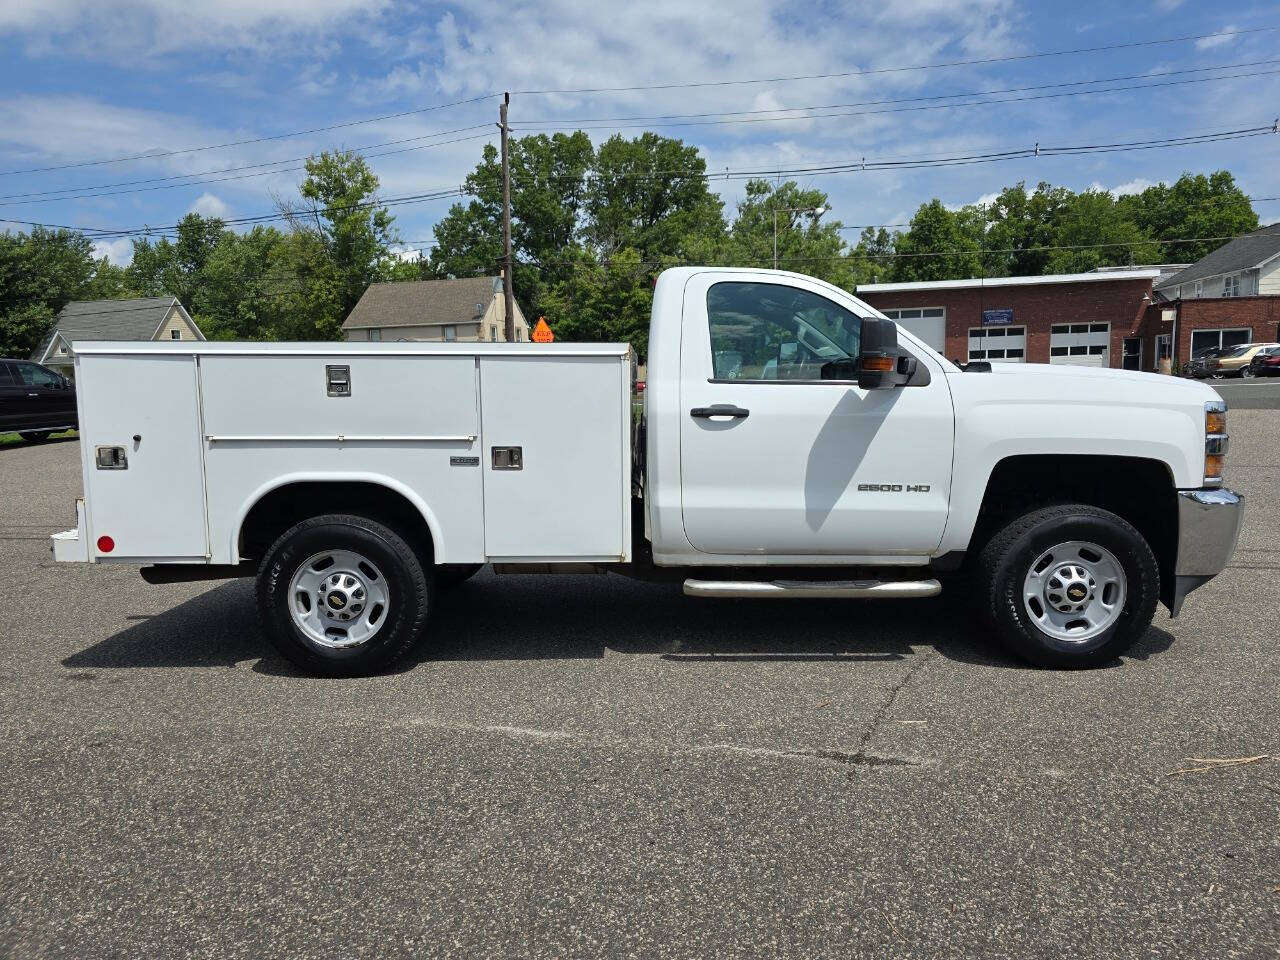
[479, 355, 629, 560]
[78, 354, 208, 559]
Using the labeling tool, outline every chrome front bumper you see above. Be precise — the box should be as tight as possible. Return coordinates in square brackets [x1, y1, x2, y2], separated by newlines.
[1169, 487, 1244, 615]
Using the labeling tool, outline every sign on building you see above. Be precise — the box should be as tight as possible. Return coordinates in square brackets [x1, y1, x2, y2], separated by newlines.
[982, 308, 1014, 326]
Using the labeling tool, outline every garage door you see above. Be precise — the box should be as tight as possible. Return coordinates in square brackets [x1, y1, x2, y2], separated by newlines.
[968, 325, 1026, 363]
[881, 307, 945, 353]
[1050, 322, 1110, 367]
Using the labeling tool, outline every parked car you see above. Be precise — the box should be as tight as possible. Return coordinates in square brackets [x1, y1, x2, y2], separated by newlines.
[1246, 344, 1280, 377]
[1186, 346, 1228, 379]
[1206, 342, 1280, 379]
[0, 359, 78, 441]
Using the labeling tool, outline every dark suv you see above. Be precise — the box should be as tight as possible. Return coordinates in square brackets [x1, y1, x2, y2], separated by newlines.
[0, 359, 78, 442]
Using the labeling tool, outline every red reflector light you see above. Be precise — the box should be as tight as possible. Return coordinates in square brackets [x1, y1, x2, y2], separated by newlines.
[97, 535, 115, 553]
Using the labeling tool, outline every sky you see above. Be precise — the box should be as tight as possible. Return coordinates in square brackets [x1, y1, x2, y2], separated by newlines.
[0, 0, 1277, 267]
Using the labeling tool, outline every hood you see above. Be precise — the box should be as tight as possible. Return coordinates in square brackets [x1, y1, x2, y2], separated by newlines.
[951, 361, 1221, 410]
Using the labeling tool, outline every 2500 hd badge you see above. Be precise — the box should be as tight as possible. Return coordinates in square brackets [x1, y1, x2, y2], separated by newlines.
[857, 483, 931, 492]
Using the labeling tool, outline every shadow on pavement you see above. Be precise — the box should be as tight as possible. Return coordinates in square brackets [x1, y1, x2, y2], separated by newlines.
[65, 571, 1177, 675]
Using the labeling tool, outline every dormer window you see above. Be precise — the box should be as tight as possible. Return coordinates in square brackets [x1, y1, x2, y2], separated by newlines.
[1222, 274, 1240, 298]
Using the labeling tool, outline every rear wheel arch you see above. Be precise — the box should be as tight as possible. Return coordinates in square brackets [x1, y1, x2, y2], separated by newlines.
[235, 477, 443, 567]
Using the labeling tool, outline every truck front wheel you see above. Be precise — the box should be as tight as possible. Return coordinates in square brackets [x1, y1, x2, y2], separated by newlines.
[976, 504, 1159, 668]
[256, 514, 432, 677]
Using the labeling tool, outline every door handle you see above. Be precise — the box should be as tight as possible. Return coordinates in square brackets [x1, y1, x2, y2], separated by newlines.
[27, 393, 38, 397]
[690, 405, 749, 420]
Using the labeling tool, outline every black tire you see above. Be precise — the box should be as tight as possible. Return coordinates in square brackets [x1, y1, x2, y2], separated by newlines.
[18, 431, 50, 443]
[256, 514, 432, 677]
[434, 563, 484, 589]
[976, 504, 1159, 669]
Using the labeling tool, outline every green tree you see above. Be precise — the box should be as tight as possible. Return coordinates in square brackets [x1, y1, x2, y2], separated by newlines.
[286, 150, 397, 324]
[1118, 171, 1258, 263]
[1043, 190, 1159, 273]
[848, 227, 896, 285]
[430, 132, 594, 311]
[722, 180, 853, 288]
[585, 133, 726, 262]
[127, 213, 226, 310]
[891, 199, 983, 282]
[981, 181, 1072, 276]
[539, 248, 657, 358]
[0, 227, 103, 356]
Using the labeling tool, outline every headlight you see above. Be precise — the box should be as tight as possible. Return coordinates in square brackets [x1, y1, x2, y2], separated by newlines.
[1204, 400, 1228, 485]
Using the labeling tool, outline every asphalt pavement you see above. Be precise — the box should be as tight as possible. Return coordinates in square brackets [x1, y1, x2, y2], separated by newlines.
[1, 421, 1278, 959]
[1211, 376, 1280, 409]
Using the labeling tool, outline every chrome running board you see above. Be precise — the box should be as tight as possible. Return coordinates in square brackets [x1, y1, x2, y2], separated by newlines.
[682, 578, 942, 600]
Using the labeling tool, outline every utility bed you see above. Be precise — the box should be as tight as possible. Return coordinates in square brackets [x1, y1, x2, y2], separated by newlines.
[58, 341, 633, 566]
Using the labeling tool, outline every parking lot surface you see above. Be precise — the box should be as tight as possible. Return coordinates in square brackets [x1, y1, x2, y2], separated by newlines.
[1, 419, 1277, 959]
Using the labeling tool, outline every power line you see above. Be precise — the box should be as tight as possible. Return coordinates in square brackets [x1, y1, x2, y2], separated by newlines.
[0, 131, 497, 207]
[520, 58, 1280, 125]
[513, 66, 1280, 132]
[5, 124, 1274, 239]
[0, 127, 496, 205]
[0, 94, 497, 178]
[510, 27, 1279, 95]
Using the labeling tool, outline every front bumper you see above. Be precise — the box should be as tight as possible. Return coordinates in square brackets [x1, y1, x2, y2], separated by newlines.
[1169, 487, 1244, 615]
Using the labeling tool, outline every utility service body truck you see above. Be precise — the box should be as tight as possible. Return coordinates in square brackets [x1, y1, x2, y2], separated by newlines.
[52, 268, 1243, 675]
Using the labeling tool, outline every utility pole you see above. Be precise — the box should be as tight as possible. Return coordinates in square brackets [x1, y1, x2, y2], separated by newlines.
[499, 92, 515, 342]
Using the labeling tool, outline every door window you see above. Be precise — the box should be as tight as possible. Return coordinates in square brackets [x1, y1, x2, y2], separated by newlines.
[706, 281, 863, 381]
[12, 362, 62, 387]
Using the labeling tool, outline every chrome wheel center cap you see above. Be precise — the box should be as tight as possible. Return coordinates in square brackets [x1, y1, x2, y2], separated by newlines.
[1045, 563, 1094, 613]
[318, 572, 366, 622]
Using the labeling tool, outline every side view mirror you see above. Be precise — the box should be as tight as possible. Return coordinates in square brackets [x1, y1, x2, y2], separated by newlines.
[855, 317, 914, 390]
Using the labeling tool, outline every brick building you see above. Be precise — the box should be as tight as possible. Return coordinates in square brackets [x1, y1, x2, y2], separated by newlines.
[857, 229, 1280, 373]
[856, 269, 1165, 369]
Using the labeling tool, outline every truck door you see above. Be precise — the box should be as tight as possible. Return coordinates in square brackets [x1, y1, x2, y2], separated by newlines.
[678, 274, 954, 558]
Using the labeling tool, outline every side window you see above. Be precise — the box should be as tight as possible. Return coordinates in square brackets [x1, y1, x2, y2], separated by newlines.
[707, 281, 863, 381]
[13, 362, 62, 387]
[0, 362, 15, 386]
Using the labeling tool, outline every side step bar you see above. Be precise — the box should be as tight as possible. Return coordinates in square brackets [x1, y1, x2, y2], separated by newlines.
[683, 578, 941, 600]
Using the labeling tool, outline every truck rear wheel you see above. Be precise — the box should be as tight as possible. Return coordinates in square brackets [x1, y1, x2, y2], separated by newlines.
[976, 504, 1159, 668]
[256, 514, 432, 677]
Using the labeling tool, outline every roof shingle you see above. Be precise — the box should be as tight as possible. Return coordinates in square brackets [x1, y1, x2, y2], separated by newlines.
[343, 277, 501, 329]
[31, 297, 193, 361]
[1155, 222, 1280, 290]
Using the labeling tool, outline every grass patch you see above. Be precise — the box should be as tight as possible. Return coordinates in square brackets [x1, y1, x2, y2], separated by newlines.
[0, 429, 78, 447]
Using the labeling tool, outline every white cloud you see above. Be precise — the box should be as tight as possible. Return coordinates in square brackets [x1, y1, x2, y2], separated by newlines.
[190, 192, 231, 218]
[0, 0, 390, 59]
[91, 237, 134, 266]
[1152, 0, 1185, 10]
[1196, 25, 1238, 50]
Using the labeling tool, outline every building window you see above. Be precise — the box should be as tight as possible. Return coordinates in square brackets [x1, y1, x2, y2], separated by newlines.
[968, 325, 1026, 363]
[367, 328, 381, 341]
[443, 325, 457, 342]
[490, 326, 498, 342]
[1190, 328, 1252, 357]
[1222, 274, 1240, 298]
[170, 329, 181, 340]
[1193, 280, 1203, 298]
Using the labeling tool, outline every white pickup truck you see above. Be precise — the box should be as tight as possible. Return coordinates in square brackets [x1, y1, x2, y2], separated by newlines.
[52, 267, 1243, 675]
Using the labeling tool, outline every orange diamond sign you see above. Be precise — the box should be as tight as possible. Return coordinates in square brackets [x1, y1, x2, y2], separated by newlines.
[532, 317, 554, 343]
